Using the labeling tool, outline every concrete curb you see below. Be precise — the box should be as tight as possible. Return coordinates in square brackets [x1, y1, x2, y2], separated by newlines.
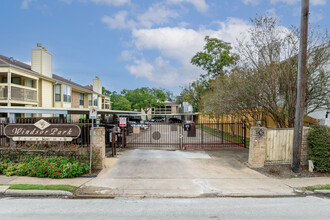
[4, 189, 73, 197]
[293, 188, 330, 197]
[314, 190, 330, 196]
[74, 192, 302, 199]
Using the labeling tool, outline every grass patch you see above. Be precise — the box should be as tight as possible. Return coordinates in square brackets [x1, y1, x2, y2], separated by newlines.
[9, 184, 77, 193]
[196, 125, 250, 147]
[306, 184, 330, 191]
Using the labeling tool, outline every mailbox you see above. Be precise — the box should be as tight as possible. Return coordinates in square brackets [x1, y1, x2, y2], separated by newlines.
[184, 123, 191, 131]
[183, 121, 196, 137]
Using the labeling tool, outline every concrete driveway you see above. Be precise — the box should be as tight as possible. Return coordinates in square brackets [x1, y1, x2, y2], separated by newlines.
[79, 148, 295, 197]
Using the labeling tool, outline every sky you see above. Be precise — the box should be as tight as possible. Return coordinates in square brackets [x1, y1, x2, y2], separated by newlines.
[0, 0, 329, 95]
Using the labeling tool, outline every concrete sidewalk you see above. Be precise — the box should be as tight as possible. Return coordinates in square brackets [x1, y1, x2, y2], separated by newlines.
[0, 175, 92, 187]
[0, 174, 93, 197]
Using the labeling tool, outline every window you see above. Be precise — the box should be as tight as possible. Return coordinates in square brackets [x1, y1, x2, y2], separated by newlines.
[80, 93, 84, 106]
[26, 80, 33, 88]
[11, 77, 21, 85]
[88, 94, 92, 106]
[55, 85, 61, 102]
[63, 85, 71, 102]
[93, 94, 98, 106]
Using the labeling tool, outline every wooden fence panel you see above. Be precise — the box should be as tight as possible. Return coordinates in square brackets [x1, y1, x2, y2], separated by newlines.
[266, 129, 294, 162]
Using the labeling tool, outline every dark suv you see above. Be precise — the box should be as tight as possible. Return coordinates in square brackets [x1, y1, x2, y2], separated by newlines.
[149, 117, 165, 122]
[169, 118, 182, 123]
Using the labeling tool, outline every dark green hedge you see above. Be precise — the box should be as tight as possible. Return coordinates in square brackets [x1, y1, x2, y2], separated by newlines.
[308, 125, 330, 172]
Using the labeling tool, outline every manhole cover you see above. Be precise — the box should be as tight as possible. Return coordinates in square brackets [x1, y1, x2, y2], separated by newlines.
[152, 131, 161, 140]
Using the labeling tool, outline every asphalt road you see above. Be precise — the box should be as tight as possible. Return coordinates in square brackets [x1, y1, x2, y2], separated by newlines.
[0, 197, 329, 220]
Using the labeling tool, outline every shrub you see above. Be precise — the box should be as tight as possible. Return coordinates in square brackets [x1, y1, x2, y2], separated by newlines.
[308, 125, 330, 172]
[0, 156, 90, 178]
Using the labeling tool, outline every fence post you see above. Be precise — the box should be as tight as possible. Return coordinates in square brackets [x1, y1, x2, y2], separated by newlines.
[122, 128, 126, 148]
[201, 123, 204, 145]
[243, 124, 247, 148]
[112, 132, 116, 157]
[221, 123, 224, 144]
[9, 113, 15, 147]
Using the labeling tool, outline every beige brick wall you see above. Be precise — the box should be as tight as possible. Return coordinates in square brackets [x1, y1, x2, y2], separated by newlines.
[248, 127, 267, 168]
[91, 127, 105, 169]
[71, 91, 80, 108]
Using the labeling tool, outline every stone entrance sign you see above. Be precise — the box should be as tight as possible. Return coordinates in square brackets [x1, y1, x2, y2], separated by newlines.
[4, 119, 81, 141]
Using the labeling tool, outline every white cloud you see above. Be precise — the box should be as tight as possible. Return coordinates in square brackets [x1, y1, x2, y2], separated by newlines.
[242, 0, 262, 5]
[166, 0, 209, 12]
[126, 57, 194, 86]
[126, 58, 155, 81]
[102, 11, 136, 29]
[271, 0, 326, 6]
[310, 0, 326, 5]
[310, 11, 324, 22]
[265, 8, 277, 17]
[120, 50, 135, 61]
[21, 0, 33, 9]
[126, 18, 251, 86]
[59, 0, 130, 6]
[90, 0, 130, 6]
[102, 3, 179, 29]
[137, 4, 179, 28]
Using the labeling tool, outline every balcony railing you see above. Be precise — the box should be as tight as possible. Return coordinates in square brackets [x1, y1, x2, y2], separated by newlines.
[11, 85, 37, 103]
[0, 85, 8, 100]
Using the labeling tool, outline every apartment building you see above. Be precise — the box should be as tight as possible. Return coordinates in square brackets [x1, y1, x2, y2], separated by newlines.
[0, 44, 110, 120]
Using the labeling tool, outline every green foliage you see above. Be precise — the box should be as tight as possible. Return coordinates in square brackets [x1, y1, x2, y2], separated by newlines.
[8, 184, 77, 193]
[0, 144, 101, 171]
[110, 91, 132, 111]
[191, 36, 238, 79]
[181, 79, 209, 112]
[306, 184, 330, 191]
[122, 87, 168, 112]
[0, 156, 90, 178]
[102, 86, 173, 112]
[102, 87, 112, 97]
[308, 125, 330, 172]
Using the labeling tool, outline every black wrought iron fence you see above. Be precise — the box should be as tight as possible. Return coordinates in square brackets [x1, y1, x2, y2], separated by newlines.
[125, 122, 246, 150]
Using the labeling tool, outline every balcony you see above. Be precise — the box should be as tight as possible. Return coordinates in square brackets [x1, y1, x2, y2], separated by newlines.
[0, 84, 37, 103]
[0, 85, 8, 100]
[11, 85, 37, 103]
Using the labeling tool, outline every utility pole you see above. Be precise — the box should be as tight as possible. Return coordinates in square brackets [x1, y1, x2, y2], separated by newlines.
[292, 0, 309, 173]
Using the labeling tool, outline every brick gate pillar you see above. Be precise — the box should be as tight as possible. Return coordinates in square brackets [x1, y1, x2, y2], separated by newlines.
[248, 127, 267, 168]
[91, 127, 105, 169]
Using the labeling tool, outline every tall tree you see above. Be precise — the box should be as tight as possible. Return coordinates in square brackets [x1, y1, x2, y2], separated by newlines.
[181, 79, 209, 112]
[102, 87, 132, 111]
[202, 15, 330, 128]
[110, 92, 132, 111]
[122, 87, 167, 113]
[183, 36, 238, 112]
[191, 36, 238, 79]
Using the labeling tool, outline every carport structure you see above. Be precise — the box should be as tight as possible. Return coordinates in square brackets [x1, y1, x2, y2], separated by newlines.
[0, 106, 138, 122]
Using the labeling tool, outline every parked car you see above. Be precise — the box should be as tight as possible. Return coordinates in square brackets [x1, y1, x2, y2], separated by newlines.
[128, 118, 142, 124]
[149, 117, 165, 122]
[169, 118, 183, 124]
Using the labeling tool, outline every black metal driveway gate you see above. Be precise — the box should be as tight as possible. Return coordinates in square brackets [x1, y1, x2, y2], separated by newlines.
[126, 122, 246, 150]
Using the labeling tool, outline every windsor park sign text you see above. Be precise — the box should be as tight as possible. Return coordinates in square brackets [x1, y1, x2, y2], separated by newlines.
[4, 119, 81, 141]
